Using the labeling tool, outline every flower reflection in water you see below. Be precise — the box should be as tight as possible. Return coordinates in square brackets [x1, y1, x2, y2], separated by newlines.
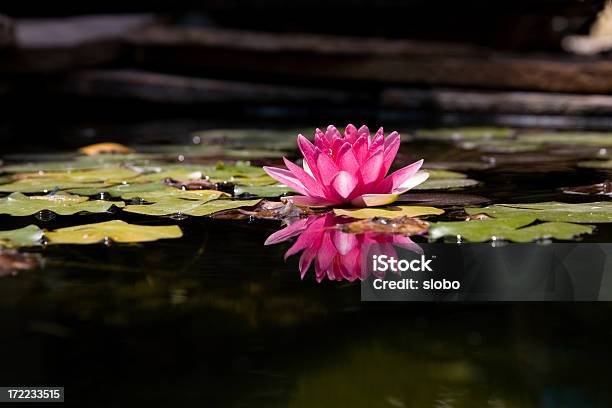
[265, 213, 422, 282]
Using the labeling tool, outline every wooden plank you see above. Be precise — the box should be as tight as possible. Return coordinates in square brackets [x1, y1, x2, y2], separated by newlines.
[382, 88, 612, 115]
[127, 25, 612, 93]
[54, 69, 366, 105]
[1, 15, 154, 73]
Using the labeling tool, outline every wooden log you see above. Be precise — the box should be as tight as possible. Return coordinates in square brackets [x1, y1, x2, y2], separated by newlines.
[54, 69, 366, 105]
[382, 88, 612, 115]
[127, 25, 612, 93]
[0, 14, 154, 73]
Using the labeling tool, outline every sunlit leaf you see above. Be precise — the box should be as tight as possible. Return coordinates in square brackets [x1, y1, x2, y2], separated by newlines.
[0, 192, 123, 216]
[425, 169, 467, 179]
[0, 225, 43, 248]
[518, 132, 612, 147]
[123, 198, 261, 216]
[334, 205, 443, 219]
[46, 220, 183, 244]
[466, 201, 612, 223]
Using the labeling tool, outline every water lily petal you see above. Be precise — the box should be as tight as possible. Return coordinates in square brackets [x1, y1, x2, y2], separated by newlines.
[332, 230, 358, 255]
[370, 127, 384, 151]
[325, 125, 341, 143]
[282, 195, 339, 207]
[345, 124, 359, 144]
[316, 149, 340, 186]
[331, 171, 358, 199]
[362, 150, 384, 185]
[263, 166, 309, 195]
[282, 157, 324, 196]
[382, 133, 401, 175]
[353, 135, 369, 165]
[264, 218, 309, 245]
[297, 134, 320, 180]
[337, 144, 360, 175]
[358, 125, 370, 140]
[384, 159, 424, 190]
[392, 170, 430, 194]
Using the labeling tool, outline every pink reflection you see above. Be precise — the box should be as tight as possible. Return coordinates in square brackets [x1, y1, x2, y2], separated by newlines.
[265, 213, 422, 282]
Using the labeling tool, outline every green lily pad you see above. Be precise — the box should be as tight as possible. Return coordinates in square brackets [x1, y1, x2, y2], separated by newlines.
[334, 205, 444, 219]
[0, 192, 123, 216]
[0, 225, 44, 248]
[234, 184, 295, 197]
[578, 160, 612, 169]
[46, 220, 183, 245]
[518, 132, 612, 147]
[459, 140, 542, 153]
[414, 178, 479, 190]
[124, 198, 261, 217]
[416, 127, 513, 141]
[425, 169, 468, 179]
[466, 201, 612, 223]
[68, 182, 171, 197]
[0, 177, 111, 193]
[429, 216, 593, 243]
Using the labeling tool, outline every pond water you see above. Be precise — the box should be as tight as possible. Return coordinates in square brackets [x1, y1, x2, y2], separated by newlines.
[1, 123, 612, 407]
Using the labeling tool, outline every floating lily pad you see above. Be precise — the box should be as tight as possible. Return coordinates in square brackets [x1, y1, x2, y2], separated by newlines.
[460, 140, 542, 153]
[397, 193, 490, 207]
[466, 202, 612, 223]
[234, 184, 295, 197]
[518, 132, 612, 147]
[334, 205, 443, 219]
[0, 193, 123, 216]
[578, 159, 612, 169]
[68, 182, 171, 197]
[0, 177, 111, 193]
[414, 178, 479, 190]
[46, 220, 183, 244]
[0, 225, 43, 248]
[416, 127, 513, 141]
[124, 198, 261, 217]
[122, 189, 228, 203]
[429, 216, 593, 243]
[423, 161, 493, 171]
[425, 169, 468, 179]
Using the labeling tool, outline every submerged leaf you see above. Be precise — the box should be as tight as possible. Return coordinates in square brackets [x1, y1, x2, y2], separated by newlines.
[0, 193, 123, 216]
[466, 201, 612, 223]
[339, 216, 429, 235]
[334, 205, 443, 219]
[518, 132, 612, 147]
[0, 225, 43, 248]
[124, 198, 261, 217]
[429, 216, 593, 242]
[46, 220, 182, 244]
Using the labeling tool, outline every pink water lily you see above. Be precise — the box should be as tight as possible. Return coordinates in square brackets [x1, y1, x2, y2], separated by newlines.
[263, 124, 429, 207]
[265, 213, 421, 282]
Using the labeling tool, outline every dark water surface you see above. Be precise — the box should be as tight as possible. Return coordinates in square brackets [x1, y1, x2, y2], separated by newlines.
[1, 123, 612, 407]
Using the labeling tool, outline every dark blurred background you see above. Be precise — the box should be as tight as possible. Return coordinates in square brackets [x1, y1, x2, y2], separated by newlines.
[0, 0, 610, 151]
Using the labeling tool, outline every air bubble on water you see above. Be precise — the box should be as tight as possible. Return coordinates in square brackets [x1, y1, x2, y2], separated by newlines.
[40, 235, 49, 248]
[35, 210, 56, 222]
[103, 237, 112, 247]
[192, 135, 201, 144]
[170, 212, 188, 221]
[248, 215, 255, 223]
[490, 236, 508, 247]
[121, 181, 128, 185]
[599, 148, 608, 156]
[456, 234, 463, 244]
[97, 192, 109, 200]
[177, 154, 185, 162]
[181, 186, 187, 191]
[38, 170, 45, 176]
